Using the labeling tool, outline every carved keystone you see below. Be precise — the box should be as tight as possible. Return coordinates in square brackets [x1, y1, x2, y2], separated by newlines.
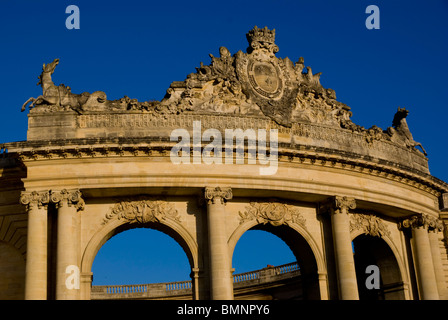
[103, 197, 180, 225]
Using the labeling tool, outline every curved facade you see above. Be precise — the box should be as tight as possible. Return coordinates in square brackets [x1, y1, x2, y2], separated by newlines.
[1, 26, 448, 300]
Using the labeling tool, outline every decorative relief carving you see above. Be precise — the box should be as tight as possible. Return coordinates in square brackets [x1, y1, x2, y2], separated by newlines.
[239, 200, 306, 227]
[334, 196, 356, 213]
[427, 216, 444, 232]
[204, 187, 233, 205]
[349, 213, 391, 238]
[50, 189, 85, 211]
[22, 28, 428, 158]
[103, 197, 180, 225]
[398, 213, 441, 231]
[20, 190, 50, 209]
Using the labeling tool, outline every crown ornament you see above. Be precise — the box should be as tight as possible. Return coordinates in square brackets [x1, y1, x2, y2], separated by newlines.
[246, 26, 279, 54]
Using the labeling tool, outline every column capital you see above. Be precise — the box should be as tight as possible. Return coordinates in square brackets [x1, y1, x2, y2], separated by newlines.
[398, 213, 440, 230]
[204, 187, 232, 205]
[20, 190, 50, 210]
[334, 196, 356, 213]
[427, 216, 444, 233]
[319, 196, 356, 214]
[50, 189, 85, 211]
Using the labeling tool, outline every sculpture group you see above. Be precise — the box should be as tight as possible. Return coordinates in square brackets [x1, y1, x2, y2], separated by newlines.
[21, 26, 427, 156]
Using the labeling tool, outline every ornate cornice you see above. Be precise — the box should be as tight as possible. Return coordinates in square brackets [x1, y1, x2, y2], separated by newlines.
[50, 189, 85, 211]
[204, 187, 233, 205]
[103, 197, 180, 225]
[5, 137, 446, 198]
[349, 213, 391, 238]
[20, 190, 50, 209]
[239, 199, 306, 227]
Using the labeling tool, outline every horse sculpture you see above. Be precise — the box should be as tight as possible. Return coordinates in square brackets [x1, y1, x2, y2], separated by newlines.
[21, 58, 106, 112]
[388, 107, 427, 156]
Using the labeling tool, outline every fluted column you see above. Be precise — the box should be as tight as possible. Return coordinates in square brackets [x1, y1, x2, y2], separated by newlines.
[50, 189, 84, 300]
[20, 190, 50, 300]
[427, 217, 447, 299]
[204, 187, 233, 300]
[400, 214, 439, 300]
[329, 196, 359, 300]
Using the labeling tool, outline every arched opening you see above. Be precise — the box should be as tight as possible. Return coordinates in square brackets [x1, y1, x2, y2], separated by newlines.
[353, 235, 405, 300]
[231, 224, 320, 300]
[232, 229, 296, 273]
[90, 222, 194, 300]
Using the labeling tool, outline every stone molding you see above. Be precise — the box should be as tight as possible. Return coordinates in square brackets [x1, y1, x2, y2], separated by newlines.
[349, 213, 391, 238]
[50, 189, 85, 211]
[204, 187, 233, 205]
[8, 140, 443, 198]
[20, 190, 50, 209]
[103, 197, 180, 225]
[238, 200, 306, 227]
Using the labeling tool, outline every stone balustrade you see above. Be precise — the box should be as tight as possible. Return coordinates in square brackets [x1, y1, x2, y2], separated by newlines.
[91, 262, 300, 300]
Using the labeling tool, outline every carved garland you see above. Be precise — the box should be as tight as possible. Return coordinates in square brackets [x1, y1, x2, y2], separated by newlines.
[239, 200, 306, 227]
[103, 197, 180, 225]
[349, 213, 391, 238]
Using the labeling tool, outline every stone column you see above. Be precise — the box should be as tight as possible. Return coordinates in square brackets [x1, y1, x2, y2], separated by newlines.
[80, 272, 93, 300]
[400, 214, 439, 300]
[204, 187, 233, 300]
[20, 190, 50, 300]
[329, 196, 359, 300]
[50, 189, 84, 300]
[318, 272, 329, 300]
[427, 217, 447, 299]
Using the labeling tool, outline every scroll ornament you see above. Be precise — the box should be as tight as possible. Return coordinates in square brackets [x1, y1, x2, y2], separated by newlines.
[239, 201, 306, 227]
[104, 198, 180, 225]
[334, 196, 356, 213]
[50, 189, 85, 211]
[399, 213, 443, 232]
[204, 187, 233, 205]
[20, 190, 50, 209]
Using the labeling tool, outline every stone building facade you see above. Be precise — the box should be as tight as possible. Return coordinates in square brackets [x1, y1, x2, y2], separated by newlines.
[1, 26, 448, 300]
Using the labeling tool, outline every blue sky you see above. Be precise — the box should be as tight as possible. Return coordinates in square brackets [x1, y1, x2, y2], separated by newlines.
[0, 1, 447, 285]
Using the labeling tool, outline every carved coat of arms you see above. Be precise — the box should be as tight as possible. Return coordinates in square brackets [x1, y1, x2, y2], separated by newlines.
[235, 26, 297, 127]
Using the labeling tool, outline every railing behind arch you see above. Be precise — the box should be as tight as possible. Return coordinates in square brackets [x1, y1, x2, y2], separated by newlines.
[106, 284, 148, 294]
[165, 280, 192, 291]
[91, 261, 300, 299]
[233, 270, 260, 283]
